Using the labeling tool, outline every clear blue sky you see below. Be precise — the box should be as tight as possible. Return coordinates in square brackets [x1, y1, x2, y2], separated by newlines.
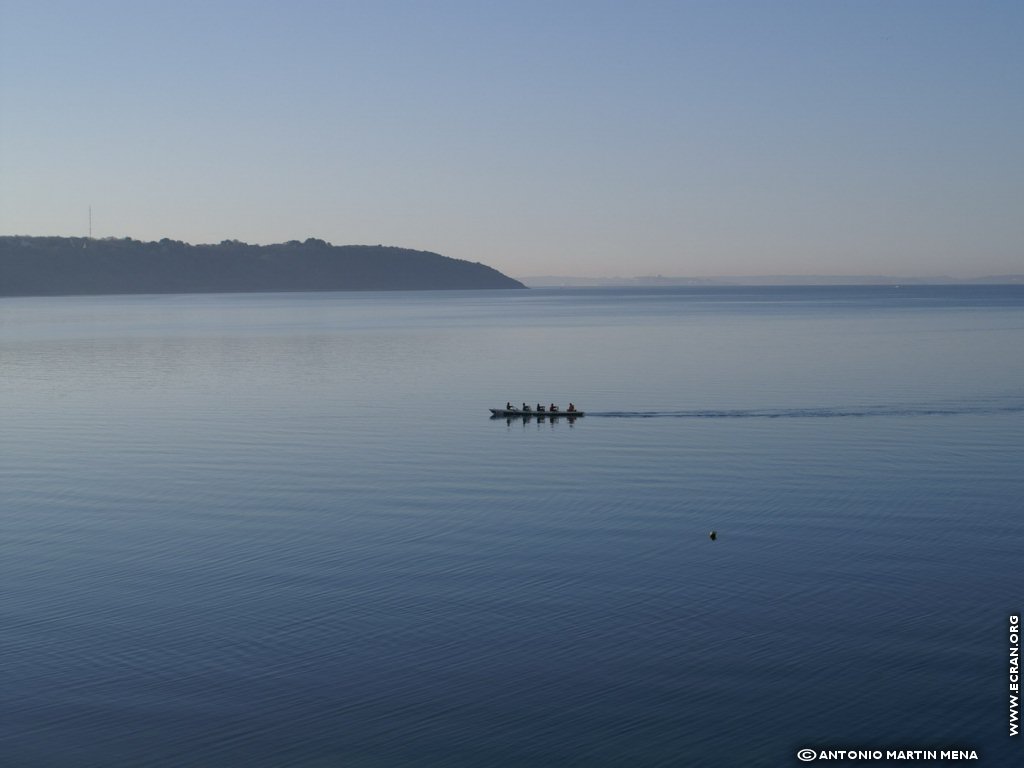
[1, 0, 1021, 278]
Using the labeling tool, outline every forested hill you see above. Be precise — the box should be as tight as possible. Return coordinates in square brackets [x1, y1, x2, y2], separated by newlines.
[0, 237, 525, 296]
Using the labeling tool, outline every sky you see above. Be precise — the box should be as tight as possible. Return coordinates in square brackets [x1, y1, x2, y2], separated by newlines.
[1, 0, 1021, 279]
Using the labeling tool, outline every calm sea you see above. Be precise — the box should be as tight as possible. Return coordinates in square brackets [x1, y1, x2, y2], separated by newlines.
[2, 286, 1022, 767]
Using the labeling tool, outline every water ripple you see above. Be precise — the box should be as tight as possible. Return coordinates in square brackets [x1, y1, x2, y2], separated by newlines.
[592, 396, 1024, 419]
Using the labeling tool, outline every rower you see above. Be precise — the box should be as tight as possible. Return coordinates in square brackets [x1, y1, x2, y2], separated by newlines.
[567, 402, 576, 412]
[522, 402, 531, 412]
[549, 403, 558, 412]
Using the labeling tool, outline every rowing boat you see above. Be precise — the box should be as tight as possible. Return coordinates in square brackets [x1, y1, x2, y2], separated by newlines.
[489, 408, 584, 418]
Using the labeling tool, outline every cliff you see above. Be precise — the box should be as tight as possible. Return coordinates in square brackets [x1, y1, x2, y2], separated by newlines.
[0, 236, 525, 296]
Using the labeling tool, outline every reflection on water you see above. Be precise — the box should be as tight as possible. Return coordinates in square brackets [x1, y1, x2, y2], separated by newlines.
[1, 287, 1022, 767]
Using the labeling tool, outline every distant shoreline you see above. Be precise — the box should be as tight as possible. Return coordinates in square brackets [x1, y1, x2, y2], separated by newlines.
[519, 274, 1024, 287]
[0, 236, 525, 297]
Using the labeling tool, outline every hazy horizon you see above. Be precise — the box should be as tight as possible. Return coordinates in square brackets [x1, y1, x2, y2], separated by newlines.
[2, 1, 1021, 279]
[517, 271, 1024, 284]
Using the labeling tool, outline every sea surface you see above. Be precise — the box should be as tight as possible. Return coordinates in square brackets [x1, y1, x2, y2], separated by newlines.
[2, 285, 1022, 767]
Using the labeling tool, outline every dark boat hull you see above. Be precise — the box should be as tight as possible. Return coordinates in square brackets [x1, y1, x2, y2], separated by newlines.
[490, 408, 584, 418]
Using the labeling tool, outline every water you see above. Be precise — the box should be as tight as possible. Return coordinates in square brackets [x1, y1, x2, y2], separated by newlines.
[2, 285, 1021, 767]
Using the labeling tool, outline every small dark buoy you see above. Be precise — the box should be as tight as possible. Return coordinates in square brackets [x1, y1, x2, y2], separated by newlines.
[709, 530, 717, 540]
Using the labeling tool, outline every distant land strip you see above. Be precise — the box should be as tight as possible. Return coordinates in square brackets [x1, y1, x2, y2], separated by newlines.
[0, 236, 525, 297]
[521, 274, 1024, 287]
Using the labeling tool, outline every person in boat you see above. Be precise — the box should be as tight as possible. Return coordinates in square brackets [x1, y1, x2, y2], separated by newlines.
[537, 403, 544, 412]
[507, 401, 513, 411]
[549, 403, 558, 412]
[567, 402, 576, 412]
[522, 402, 531, 412]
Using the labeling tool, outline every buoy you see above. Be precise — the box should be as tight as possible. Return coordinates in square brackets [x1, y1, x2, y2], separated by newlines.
[709, 530, 717, 540]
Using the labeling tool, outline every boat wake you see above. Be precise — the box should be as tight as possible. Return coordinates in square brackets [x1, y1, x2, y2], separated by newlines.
[590, 398, 1024, 420]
